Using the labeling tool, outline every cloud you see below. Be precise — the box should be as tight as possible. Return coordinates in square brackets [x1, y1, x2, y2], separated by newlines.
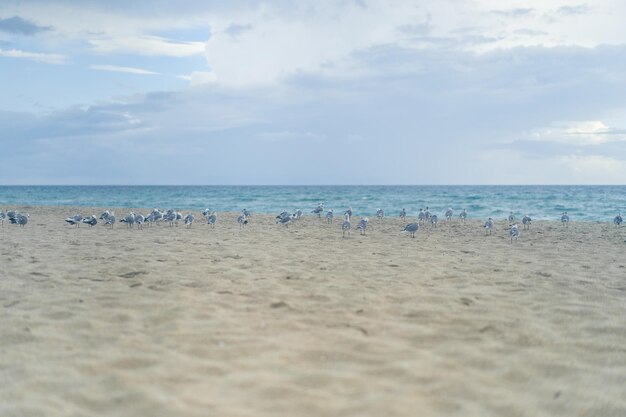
[223, 23, 253, 38]
[556, 4, 591, 16]
[491, 8, 535, 18]
[530, 121, 626, 146]
[0, 16, 52, 35]
[0, 48, 66, 64]
[177, 70, 217, 85]
[89, 64, 158, 75]
[89, 35, 205, 57]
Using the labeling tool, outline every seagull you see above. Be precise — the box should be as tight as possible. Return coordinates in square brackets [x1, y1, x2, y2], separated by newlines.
[276, 211, 290, 221]
[99, 210, 111, 220]
[104, 212, 116, 229]
[344, 207, 353, 219]
[277, 214, 293, 227]
[357, 218, 368, 235]
[184, 213, 195, 228]
[202, 208, 211, 218]
[146, 209, 162, 226]
[430, 214, 438, 227]
[120, 212, 136, 228]
[311, 203, 324, 218]
[135, 214, 145, 230]
[460, 209, 467, 223]
[82, 215, 97, 227]
[402, 222, 419, 238]
[293, 209, 302, 220]
[445, 208, 453, 221]
[326, 209, 334, 224]
[510, 224, 519, 243]
[424, 206, 431, 221]
[561, 212, 570, 228]
[341, 214, 351, 238]
[508, 212, 516, 223]
[65, 214, 83, 227]
[163, 209, 177, 227]
[7, 210, 17, 222]
[484, 218, 494, 235]
[207, 211, 217, 228]
[614, 213, 623, 227]
[242, 208, 252, 218]
[522, 215, 532, 230]
[418, 209, 426, 223]
[376, 209, 384, 219]
[175, 211, 183, 226]
[237, 213, 248, 228]
[13, 213, 29, 227]
[399, 208, 406, 220]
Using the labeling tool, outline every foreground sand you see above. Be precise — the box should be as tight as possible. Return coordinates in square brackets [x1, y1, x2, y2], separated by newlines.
[1, 206, 625, 417]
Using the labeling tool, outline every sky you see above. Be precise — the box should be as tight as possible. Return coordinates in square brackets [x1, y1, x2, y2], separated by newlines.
[1, 0, 626, 185]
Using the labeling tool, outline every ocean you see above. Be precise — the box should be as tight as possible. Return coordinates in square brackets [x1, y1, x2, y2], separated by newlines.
[0, 185, 624, 222]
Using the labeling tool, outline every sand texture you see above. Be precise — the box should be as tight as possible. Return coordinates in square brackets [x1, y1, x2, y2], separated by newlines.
[1, 206, 626, 417]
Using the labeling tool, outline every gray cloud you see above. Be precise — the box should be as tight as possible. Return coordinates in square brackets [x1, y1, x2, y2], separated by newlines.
[0, 16, 52, 35]
[556, 4, 591, 16]
[491, 8, 535, 18]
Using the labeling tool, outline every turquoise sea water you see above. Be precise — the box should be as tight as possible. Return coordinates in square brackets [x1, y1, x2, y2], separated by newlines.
[0, 185, 624, 221]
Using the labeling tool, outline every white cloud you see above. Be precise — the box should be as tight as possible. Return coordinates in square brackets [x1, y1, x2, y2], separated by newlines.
[89, 35, 205, 57]
[0, 48, 66, 64]
[89, 64, 158, 75]
[177, 70, 217, 85]
[531, 120, 626, 145]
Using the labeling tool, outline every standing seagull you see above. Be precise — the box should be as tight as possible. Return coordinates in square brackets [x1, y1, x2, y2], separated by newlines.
[13, 213, 29, 227]
[277, 214, 294, 227]
[522, 215, 532, 230]
[237, 213, 248, 228]
[484, 218, 494, 235]
[508, 212, 516, 223]
[402, 222, 419, 238]
[163, 210, 177, 227]
[344, 207, 353, 219]
[376, 209, 384, 219]
[341, 214, 351, 238]
[184, 213, 195, 228]
[207, 211, 217, 228]
[418, 209, 426, 223]
[399, 208, 406, 221]
[430, 214, 438, 227]
[82, 215, 97, 227]
[445, 208, 453, 221]
[613, 213, 622, 227]
[65, 214, 83, 227]
[326, 209, 334, 224]
[135, 214, 145, 230]
[357, 218, 369, 235]
[510, 224, 520, 243]
[460, 209, 468, 223]
[120, 212, 136, 228]
[242, 208, 252, 218]
[561, 212, 570, 228]
[312, 203, 324, 218]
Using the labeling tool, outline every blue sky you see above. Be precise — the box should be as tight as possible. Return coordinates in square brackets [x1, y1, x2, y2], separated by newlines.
[1, 0, 626, 184]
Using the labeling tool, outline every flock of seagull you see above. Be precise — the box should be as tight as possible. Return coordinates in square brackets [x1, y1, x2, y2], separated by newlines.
[0, 205, 623, 243]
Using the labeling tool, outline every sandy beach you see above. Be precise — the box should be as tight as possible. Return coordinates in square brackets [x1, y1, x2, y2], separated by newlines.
[1, 206, 625, 417]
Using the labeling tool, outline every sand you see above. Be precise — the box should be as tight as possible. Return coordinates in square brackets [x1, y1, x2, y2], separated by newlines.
[1, 206, 625, 417]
